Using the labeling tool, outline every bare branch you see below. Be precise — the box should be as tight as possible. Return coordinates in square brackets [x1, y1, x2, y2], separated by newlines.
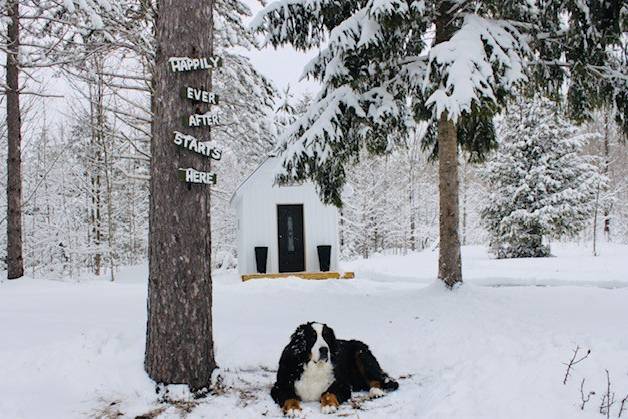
[618, 393, 627, 418]
[563, 346, 591, 385]
[600, 369, 615, 419]
[580, 378, 595, 410]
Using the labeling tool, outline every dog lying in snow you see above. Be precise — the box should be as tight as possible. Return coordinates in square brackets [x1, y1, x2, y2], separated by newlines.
[271, 322, 398, 416]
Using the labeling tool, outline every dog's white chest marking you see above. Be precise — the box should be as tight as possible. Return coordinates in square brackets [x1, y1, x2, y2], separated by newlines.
[295, 360, 335, 402]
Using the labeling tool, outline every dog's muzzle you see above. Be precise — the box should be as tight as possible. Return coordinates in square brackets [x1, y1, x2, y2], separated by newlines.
[319, 347, 329, 361]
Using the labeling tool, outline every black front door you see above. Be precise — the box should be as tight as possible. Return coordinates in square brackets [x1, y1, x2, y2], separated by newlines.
[277, 204, 305, 273]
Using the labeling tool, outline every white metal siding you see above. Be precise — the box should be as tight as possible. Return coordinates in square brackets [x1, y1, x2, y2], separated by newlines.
[232, 158, 339, 275]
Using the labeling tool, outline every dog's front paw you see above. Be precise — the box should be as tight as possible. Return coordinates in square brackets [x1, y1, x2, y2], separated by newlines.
[321, 404, 337, 414]
[285, 408, 303, 418]
[369, 387, 385, 399]
[320, 392, 339, 414]
[282, 399, 302, 417]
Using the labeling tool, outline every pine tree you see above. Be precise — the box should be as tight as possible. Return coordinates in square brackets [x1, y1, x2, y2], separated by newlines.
[1, 0, 115, 280]
[5, 0, 23, 279]
[481, 97, 604, 258]
[252, 0, 626, 287]
[144, 0, 217, 390]
[274, 87, 297, 133]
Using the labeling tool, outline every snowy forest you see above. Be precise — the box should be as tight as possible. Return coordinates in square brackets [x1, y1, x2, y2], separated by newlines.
[1, 1, 628, 418]
[0, 0, 276, 278]
[1, 87, 627, 276]
[0, 1, 625, 277]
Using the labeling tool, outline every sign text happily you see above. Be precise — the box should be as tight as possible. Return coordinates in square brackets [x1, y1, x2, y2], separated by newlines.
[169, 56, 223, 73]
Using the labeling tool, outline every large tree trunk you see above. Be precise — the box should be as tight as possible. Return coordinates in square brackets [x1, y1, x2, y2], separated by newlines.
[6, 0, 24, 280]
[436, 1, 462, 287]
[437, 113, 462, 287]
[145, 0, 216, 390]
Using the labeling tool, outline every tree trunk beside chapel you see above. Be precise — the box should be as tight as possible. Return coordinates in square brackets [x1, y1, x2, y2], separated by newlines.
[6, 0, 24, 280]
[436, 1, 463, 287]
[145, 0, 216, 390]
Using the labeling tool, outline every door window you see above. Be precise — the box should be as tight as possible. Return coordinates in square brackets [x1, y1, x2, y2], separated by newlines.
[287, 216, 295, 252]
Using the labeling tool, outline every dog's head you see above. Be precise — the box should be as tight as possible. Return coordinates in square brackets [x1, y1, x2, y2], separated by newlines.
[288, 322, 337, 364]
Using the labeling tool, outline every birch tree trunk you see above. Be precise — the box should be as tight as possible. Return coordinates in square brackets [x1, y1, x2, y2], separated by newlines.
[435, 1, 462, 287]
[90, 57, 103, 276]
[593, 183, 600, 256]
[602, 113, 611, 241]
[145, 0, 216, 390]
[460, 159, 468, 246]
[6, 0, 24, 280]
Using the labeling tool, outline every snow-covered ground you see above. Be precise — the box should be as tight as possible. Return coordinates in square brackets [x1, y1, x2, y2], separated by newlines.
[1, 243, 627, 419]
[343, 243, 628, 288]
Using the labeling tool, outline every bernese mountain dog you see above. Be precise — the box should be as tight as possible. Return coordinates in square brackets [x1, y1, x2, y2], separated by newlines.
[271, 322, 398, 416]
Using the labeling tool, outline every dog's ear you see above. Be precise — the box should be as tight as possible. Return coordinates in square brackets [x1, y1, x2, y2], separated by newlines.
[286, 323, 310, 358]
[290, 324, 308, 343]
[278, 324, 310, 369]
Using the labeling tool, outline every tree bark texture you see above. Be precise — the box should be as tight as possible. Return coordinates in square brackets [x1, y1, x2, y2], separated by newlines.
[89, 63, 103, 276]
[6, 0, 24, 280]
[602, 113, 610, 241]
[437, 113, 463, 287]
[436, 1, 462, 287]
[145, 0, 216, 390]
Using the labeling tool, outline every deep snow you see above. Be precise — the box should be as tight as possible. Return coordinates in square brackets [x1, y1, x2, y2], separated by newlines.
[1, 244, 627, 418]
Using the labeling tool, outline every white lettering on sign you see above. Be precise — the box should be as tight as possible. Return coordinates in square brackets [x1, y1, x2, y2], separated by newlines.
[169, 56, 223, 72]
[184, 86, 219, 105]
[187, 112, 221, 128]
[173, 131, 222, 160]
[178, 168, 217, 185]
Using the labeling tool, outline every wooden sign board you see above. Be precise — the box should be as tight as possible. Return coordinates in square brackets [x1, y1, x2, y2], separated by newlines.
[178, 168, 217, 185]
[169, 56, 223, 73]
[173, 131, 222, 160]
[185, 113, 221, 128]
[182, 86, 219, 105]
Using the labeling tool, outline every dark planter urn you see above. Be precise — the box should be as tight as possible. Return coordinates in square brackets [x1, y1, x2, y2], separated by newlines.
[254, 246, 268, 273]
[317, 245, 332, 272]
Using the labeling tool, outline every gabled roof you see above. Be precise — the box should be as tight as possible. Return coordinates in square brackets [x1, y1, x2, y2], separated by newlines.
[229, 154, 276, 206]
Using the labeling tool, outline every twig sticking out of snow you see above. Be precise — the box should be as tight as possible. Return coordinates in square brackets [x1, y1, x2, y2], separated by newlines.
[580, 378, 595, 410]
[563, 346, 591, 385]
[599, 369, 615, 419]
[619, 393, 628, 418]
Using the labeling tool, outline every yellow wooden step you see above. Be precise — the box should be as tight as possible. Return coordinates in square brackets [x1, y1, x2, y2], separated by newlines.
[241, 271, 355, 282]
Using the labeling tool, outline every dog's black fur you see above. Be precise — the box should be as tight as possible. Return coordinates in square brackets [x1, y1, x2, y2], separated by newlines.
[271, 322, 398, 411]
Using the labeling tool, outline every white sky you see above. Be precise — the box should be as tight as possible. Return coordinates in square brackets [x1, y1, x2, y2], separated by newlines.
[242, 0, 322, 99]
